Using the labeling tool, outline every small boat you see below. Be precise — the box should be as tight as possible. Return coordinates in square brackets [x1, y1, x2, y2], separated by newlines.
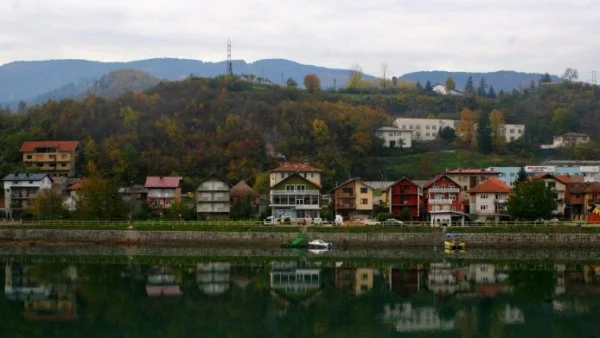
[444, 233, 466, 251]
[308, 239, 333, 250]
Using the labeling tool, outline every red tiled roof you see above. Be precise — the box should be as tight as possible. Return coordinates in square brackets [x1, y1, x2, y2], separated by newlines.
[385, 177, 419, 190]
[531, 173, 577, 185]
[469, 178, 511, 194]
[68, 182, 80, 190]
[270, 161, 322, 173]
[423, 174, 460, 189]
[20, 141, 79, 152]
[446, 168, 499, 175]
[230, 180, 260, 198]
[586, 182, 600, 193]
[145, 176, 182, 188]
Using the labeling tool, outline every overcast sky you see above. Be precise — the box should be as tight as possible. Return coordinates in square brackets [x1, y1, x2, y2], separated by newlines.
[1, 0, 599, 79]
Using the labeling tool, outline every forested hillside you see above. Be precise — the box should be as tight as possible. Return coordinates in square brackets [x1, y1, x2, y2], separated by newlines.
[0, 75, 599, 191]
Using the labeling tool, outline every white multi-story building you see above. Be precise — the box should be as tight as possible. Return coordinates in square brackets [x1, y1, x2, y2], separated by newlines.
[393, 118, 525, 143]
[375, 127, 412, 148]
[468, 178, 511, 221]
[394, 118, 456, 142]
[541, 132, 591, 149]
[2, 173, 53, 218]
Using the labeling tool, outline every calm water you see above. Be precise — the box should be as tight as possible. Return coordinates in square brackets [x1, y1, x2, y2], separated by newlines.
[1, 248, 600, 337]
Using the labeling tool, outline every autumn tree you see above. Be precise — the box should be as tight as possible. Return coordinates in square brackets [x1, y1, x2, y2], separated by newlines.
[28, 189, 66, 219]
[489, 109, 506, 150]
[457, 108, 478, 145]
[303, 74, 321, 93]
[348, 64, 365, 89]
[74, 175, 126, 220]
[445, 77, 456, 91]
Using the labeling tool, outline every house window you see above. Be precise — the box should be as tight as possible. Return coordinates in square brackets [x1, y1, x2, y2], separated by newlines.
[510, 129, 515, 133]
[481, 194, 488, 199]
[481, 205, 488, 210]
[416, 125, 420, 130]
[426, 132, 430, 137]
[432, 126, 437, 130]
[361, 274, 368, 280]
[361, 198, 368, 205]
[416, 132, 420, 137]
[296, 185, 305, 191]
[342, 187, 353, 194]
[463, 185, 467, 191]
[426, 125, 430, 130]
[285, 185, 295, 191]
[26, 155, 32, 159]
[281, 173, 285, 179]
[296, 198, 304, 205]
[548, 182, 556, 189]
[360, 187, 368, 194]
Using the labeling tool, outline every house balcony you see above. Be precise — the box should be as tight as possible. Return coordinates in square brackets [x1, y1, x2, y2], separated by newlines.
[148, 191, 176, 198]
[197, 195, 229, 202]
[272, 190, 320, 196]
[335, 202, 356, 210]
[429, 187, 460, 193]
[429, 199, 455, 204]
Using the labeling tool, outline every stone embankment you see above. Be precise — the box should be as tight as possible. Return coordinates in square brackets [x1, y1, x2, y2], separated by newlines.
[1, 229, 600, 248]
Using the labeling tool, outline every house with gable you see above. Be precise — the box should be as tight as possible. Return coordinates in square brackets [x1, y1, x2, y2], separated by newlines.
[387, 177, 423, 220]
[330, 178, 374, 220]
[196, 173, 230, 220]
[2, 173, 53, 218]
[468, 178, 512, 222]
[269, 161, 322, 220]
[423, 175, 464, 226]
[531, 174, 571, 216]
[19, 141, 80, 178]
[145, 176, 183, 213]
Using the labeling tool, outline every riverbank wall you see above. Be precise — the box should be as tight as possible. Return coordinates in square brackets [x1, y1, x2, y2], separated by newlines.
[1, 229, 600, 248]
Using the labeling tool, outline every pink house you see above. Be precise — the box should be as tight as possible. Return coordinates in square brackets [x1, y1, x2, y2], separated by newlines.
[145, 176, 183, 212]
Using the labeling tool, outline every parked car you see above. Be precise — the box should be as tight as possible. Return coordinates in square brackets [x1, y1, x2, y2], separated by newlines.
[313, 218, 325, 226]
[363, 219, 381, 226]
[263, 216, 275, 225]
[382, 219, 404, 226]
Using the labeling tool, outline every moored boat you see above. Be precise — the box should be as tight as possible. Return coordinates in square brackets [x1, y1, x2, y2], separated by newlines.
[444, 233, 466, 251]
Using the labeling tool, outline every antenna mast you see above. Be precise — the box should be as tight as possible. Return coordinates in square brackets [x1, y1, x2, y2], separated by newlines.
[226, 39, 233, 77]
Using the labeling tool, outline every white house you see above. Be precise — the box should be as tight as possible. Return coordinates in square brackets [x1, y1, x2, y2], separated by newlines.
[394, 117, 525, 143]
[432, 83, 464, 96]
[541, 132, 591, 149]
[468, 178, 511, 221]
[532, 174, 569, 215]
[2, 173, 53, 218]
[375, 127, 412, 148]
[394, 118, 456, 142]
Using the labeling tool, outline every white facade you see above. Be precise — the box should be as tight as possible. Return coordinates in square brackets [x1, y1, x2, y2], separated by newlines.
[375, 127, 412, 148]
[394, 118, 525, 143]
[469, 192, 509, 219]
[196, 175, 230, 219]
[432, 84, 463, 96]
[541, 132, 591, 149]
[536, 176, 567, 215]
[503, 124, 526, 142]
[3, 174, 53, 218]
[394, 118, 456, 142]
[382, 303, 454, 332]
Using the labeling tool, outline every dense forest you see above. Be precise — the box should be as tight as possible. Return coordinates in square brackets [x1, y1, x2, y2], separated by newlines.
[1, 74, 599, 192]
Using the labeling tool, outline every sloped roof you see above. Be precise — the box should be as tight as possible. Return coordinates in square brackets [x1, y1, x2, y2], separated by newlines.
[2, 173, 51, 182]
[567, 182, 591, 194]
[270, 161, 322, 173]
[423, 174, 460, 189]
[20, 141, 79, 152]
[203, 172, 228, 183]
[531, 173, 574, 185]
[468, 178, 511, 194]
[275, 173, 322, 189]
[586, 182, 600, 193]
[385, 177, 420, 190]
[330, 178, 371, 193]
[230, 180, 259, 198]
[446, 168, 499, 175]
[145, 176, 182, 188]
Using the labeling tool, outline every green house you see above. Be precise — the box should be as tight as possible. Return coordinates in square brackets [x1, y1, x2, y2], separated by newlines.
[269, 173, 321, 219]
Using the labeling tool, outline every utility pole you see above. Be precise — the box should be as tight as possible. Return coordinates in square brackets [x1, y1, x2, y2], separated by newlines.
[592, 71, 597, 85]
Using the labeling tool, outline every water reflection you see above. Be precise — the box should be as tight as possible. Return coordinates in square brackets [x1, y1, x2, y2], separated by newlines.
[1, 258, 600, 337]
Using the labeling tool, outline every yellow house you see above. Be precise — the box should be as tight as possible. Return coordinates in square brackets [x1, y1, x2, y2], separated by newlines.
[20, 141, 80, 177]
[331, 178, 373, 219]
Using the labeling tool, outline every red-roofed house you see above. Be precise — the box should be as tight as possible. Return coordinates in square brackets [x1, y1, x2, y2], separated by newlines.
[423, 175, 464, 226]
[445, 169, 500, 210]
[20, 141, 80, 177]
[269, 161, 322, 188]
[468, 178, 512, 222]
[145, 176, 183, 212]
[270, 173, 321, 220]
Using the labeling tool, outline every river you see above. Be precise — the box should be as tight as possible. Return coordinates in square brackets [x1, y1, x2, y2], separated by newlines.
[1, 244, 599, 337]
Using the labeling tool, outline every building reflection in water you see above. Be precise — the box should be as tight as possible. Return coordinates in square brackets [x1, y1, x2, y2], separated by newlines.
[334, 266, 374, 296]
[4, 263, 78, 321]
[197, 262, 231, 295]
[146, 265, 181, 297]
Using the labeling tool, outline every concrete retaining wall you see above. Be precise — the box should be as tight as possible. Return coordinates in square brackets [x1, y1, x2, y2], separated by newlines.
[0, 229, 599, 248]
